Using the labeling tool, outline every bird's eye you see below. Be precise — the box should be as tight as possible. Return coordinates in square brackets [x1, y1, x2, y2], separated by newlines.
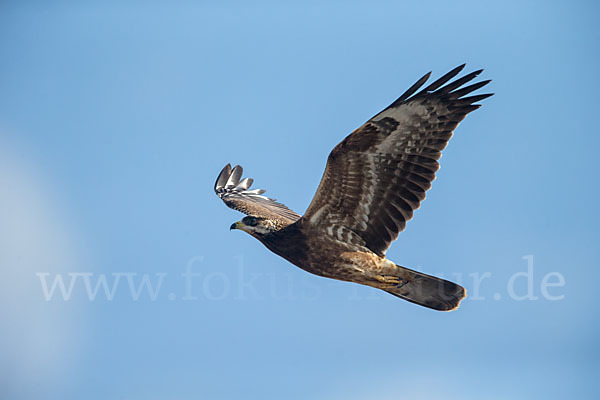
[243, 217, 258, 226]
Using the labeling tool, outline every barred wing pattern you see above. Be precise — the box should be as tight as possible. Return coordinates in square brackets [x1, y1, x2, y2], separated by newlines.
[302, 65, 492, 256]
[214, 164, 301, 223]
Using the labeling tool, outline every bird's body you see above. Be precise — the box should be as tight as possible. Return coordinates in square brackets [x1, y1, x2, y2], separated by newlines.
[215, 65, 492, 311]
[258, 220, 371, 281]
[256, 220, 389, 284]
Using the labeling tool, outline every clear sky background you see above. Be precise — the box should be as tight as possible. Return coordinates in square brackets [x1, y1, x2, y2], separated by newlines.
[1, 1, 599, 399]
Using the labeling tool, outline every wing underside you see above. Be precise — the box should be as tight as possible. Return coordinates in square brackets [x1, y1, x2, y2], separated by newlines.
[301, 64, 493, 256]
[214, 164, 301, 222]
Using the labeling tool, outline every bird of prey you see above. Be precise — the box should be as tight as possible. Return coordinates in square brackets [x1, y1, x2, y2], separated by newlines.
[214, 65, 492, 311]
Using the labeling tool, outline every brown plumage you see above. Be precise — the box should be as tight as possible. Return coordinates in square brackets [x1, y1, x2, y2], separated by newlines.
[214, 64, 492, 311]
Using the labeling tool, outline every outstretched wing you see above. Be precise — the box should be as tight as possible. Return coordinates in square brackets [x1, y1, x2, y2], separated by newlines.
[214, 164, 301, 222]
[302, 65, 493, 256]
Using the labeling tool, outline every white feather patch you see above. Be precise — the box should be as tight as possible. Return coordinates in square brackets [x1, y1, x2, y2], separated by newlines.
[309, 206, 326, 224]
[372, 102, 428, 124]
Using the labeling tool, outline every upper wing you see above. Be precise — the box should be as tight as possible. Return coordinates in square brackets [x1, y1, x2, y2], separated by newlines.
[214, 164, 301, 222]
[301, 65, 493, 256]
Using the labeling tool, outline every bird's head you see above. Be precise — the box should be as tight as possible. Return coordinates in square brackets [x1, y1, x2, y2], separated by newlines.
[230, 216, 278, 238]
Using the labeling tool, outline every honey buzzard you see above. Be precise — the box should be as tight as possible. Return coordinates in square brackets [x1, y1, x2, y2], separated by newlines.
[214, 65, 492, 311]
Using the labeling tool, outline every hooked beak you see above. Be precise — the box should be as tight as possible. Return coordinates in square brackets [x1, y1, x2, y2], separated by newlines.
[230, 221, 242, 231]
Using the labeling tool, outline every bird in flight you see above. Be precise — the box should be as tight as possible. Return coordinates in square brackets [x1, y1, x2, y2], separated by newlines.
[214, 65, 492, 311]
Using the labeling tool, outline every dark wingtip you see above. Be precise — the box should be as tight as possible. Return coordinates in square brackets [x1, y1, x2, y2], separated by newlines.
[470, 93, 495, 102]
[436, 68, 487, 95]
[417, 64, 468, 95]
[453, 64, 467, 74]
[222, 163, 232, 173]
[448, 79, 492, 100]
[390, 71, 431, 107]
[215, 163, 233, 191]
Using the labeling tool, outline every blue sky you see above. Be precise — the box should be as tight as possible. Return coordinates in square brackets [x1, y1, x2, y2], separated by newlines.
[1, 1, 598, 399]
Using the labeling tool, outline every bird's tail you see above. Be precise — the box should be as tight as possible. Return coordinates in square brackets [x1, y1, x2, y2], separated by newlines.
[384, 264, 466, 311]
